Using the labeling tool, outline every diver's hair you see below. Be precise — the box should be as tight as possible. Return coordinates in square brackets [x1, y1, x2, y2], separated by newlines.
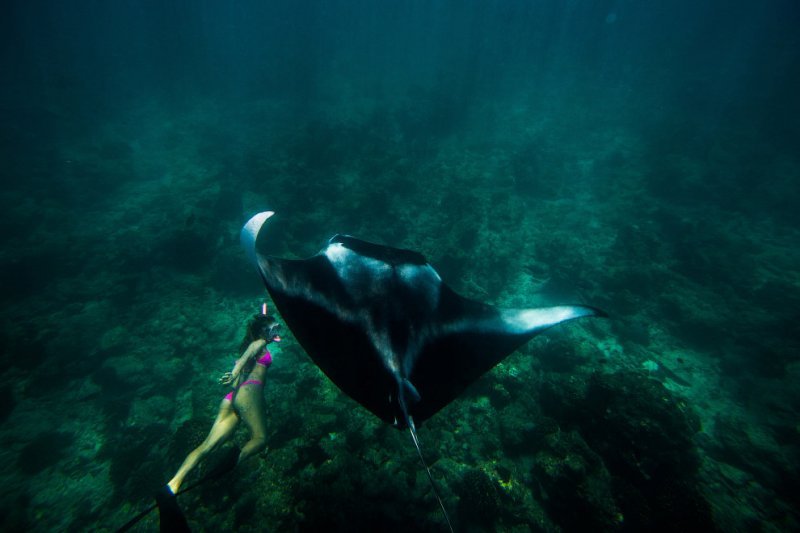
[239, 313, 277, 354]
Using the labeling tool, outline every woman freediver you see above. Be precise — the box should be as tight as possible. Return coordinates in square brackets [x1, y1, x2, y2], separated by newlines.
[154, 304, 281, 531]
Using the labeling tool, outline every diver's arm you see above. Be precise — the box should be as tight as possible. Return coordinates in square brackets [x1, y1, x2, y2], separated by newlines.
[228, 339, 267, 380]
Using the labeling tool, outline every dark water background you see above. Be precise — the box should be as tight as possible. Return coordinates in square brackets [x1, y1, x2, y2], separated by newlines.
[1, 1, 798, 531]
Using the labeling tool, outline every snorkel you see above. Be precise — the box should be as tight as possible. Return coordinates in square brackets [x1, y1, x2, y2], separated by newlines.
[262, 302, 282, 343]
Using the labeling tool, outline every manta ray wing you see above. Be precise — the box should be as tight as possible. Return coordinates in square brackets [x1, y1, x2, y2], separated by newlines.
[409, 286, 605, 423]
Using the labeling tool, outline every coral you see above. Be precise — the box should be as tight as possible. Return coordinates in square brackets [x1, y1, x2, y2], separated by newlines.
[17, 431, 73, 475]
[101, 423, 169, 501]
[532, 430, 621, 531]
[458, 468, 501, 527]
[536, 336, 587, 373]
[0, 385, 15, 424]
[539, 371, 715, 531]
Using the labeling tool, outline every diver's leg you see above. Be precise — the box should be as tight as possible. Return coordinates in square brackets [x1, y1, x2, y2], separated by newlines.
[167, 399, 239, 493]
[233, 387, 269, 461]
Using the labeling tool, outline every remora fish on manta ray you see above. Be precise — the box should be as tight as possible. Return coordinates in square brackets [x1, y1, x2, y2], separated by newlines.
[240, 211, 606, 530]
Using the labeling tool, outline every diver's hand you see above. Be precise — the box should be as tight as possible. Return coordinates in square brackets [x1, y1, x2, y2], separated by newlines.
[219, 372, 235, 385]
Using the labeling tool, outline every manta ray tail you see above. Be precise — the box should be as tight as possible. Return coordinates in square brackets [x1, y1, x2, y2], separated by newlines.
[408, 417, 454, 533]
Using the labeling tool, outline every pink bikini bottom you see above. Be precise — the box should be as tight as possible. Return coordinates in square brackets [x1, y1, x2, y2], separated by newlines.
[223, 379, 263, 402]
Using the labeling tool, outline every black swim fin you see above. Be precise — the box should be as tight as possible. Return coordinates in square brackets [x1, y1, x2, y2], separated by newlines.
[116, 447, 240, 532]
[155, 486, 190, 533]
[152, 448, 237, 532]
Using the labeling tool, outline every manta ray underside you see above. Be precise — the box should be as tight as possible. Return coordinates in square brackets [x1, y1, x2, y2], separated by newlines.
[240, 211, 606, 530]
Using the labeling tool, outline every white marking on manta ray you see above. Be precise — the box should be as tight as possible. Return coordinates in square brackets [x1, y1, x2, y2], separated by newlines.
[325, 243, 393, 300]
[501, 306, 587, 333]
[398, 263, 441, 309]
[434, 306, 586, 341]
[324, 247, 450, 380]
[266, 245, 425, 378]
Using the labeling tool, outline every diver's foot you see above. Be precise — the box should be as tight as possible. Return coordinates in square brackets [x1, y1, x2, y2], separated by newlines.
[155, 485, 176, 505]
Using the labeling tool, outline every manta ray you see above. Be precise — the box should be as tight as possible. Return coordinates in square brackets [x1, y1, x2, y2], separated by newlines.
[240, 211, 605, 530]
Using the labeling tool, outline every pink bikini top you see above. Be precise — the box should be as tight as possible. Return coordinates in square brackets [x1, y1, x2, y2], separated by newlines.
[256, 350, 272, 367]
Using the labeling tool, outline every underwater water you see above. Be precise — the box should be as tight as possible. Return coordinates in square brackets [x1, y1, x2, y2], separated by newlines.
[1, 0, 798, 531]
